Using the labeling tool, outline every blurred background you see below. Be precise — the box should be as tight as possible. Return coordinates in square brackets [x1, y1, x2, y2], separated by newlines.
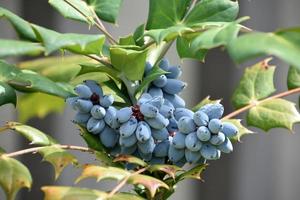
[1, 0, 300, 199]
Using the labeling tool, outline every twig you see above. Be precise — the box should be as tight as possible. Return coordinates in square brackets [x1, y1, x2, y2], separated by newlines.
[222, 87, 300, 120]
[107, 167, 147, 197]
[63, 0, 117, 44]
[85, 54, 113, 67]
[3, 145, 94, 158]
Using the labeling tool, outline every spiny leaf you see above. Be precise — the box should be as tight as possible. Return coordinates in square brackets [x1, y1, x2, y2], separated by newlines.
[18, 55, 92, 82]
[0, 7, 37, 41]
[184, 0, 239, 26]
[176, 164, 208, 182]
[32, 25, 105, 55]
[192, 96, 221, 111]
[18, 93, 65, 123]
[78, 63, 120, 81]
[0, 82, 17, 107]
[113, 155, 147, 167]
[110, 47, 147, 81]
[76, 164, 130, 183]
[228, 28, 300, 69]
[0, 156, 32, 200]
[232, 58, 276, 109]
[38, 146, 78, 180]
[287, 66, 300, 90]
[128, 174, 169, 198]
[135, 65, 167, 95]
[0, 60, 73, 98]
[176, 36, 207, 61]
[87, 0, 123, 23]
[148, 164, 183, 180]
[0, 39, 44, 57]
[145, 25, 194, 43]
[49, 0, 94, 24]
[0, 122, 57, 146]
[222, 119, 254, 142]
[247, 98, 300, 131]
[146, 0, 192, 29]
[42, 186, 143, 200]
[42, 186, 107, 200]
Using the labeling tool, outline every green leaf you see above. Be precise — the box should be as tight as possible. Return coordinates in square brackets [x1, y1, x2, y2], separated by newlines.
[128, 174, 169, 198]
[190, 21, 243, 51]
[222, 119, 254, 142]
[49, 0, 94, 24]
[19, 56, 92, 82]
[0, 122, 57, 146]
[146, 0, 192, 29]
[232, 59, 276, 109]
[39, 146, 78, 179]
[145, 25, 194, 43]
[78, 63, 120, 80]
[148, 164, 183, 180]
[87, 0, 123, 23]
[42, 186, 107, 200]
[0, 156, 32, 200]
[119, 35, 136, 45]
[133, 24, 145, 46]
[184, 0, 239, 26]
[176, 164, 207, 182]
[176, 36, 207, 61]
[0, 60, 73, 98]
[113, 155, 147, 167]
[110, 47, 147, 81]
[287, 66, 300, 90]
[42, 186, 143, 200]
[32, 25, 105, 55]
[247, 98, 300, 131]
[0, 82, 17, 106]
[0, 7, 37, 41]
[192, 96, 221, 111]
[228, 28, 300, 69]
[135, 65, 167, 95]
[0, 39, 44, 57]
[18, 93, 65, 123]
[76, 164, 130, 183]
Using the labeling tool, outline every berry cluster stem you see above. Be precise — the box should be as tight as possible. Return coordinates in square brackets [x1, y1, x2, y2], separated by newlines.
[222, 87, 300, 120]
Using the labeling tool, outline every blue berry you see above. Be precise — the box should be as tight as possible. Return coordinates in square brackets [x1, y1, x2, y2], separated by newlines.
[119, 117, 138, 137]
[221, 122, 238, 138]
[193, 111, 209, 127]
[185, 132, 202, 151]
[217, 138, 233, 153]
[208, 119, 222, 134]
[210, 132, 226, 145]
[172, 132, 186, 149]
[196, 126, 211, 142]
[162, 79, 186, 95]
[178, 116, 196, 134]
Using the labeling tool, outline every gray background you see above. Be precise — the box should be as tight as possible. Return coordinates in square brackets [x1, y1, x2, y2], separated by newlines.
[1, 0, 300, 199]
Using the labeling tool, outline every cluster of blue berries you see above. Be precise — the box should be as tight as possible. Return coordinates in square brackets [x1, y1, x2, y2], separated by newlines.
[169, 103, 237, 164]
[66, 59, 238, 167]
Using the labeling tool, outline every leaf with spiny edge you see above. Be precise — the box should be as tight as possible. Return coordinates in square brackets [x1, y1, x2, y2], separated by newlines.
[0, 156, 32, 200]
[18, 93, 65, 123]
[176, 36, 207, 61]
[148, 164, 183, 180]
[192, 96, 221, 111]
[76, 164, 130, 183]
[0, 122, 57, 146]
[222, 119, 254, 142]
[49, 0, 95, 25]
[127, 174, 169, 198]
[232, 58, 276, 109]
[113, 154, 147, 167]
[38, 146, 78, 180]
[176, 164, 208, 182]
[287, 66, 300, 90]
[42, 186, 143, 200]
[247, 98, 300, 131]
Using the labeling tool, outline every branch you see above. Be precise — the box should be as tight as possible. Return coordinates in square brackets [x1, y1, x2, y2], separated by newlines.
[86, 54, 114, 67]
[222, 87, 300, 120]
[3, 145, 94, 158]
[107, 167, 147, 198]
[63, 0, 117, 44]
